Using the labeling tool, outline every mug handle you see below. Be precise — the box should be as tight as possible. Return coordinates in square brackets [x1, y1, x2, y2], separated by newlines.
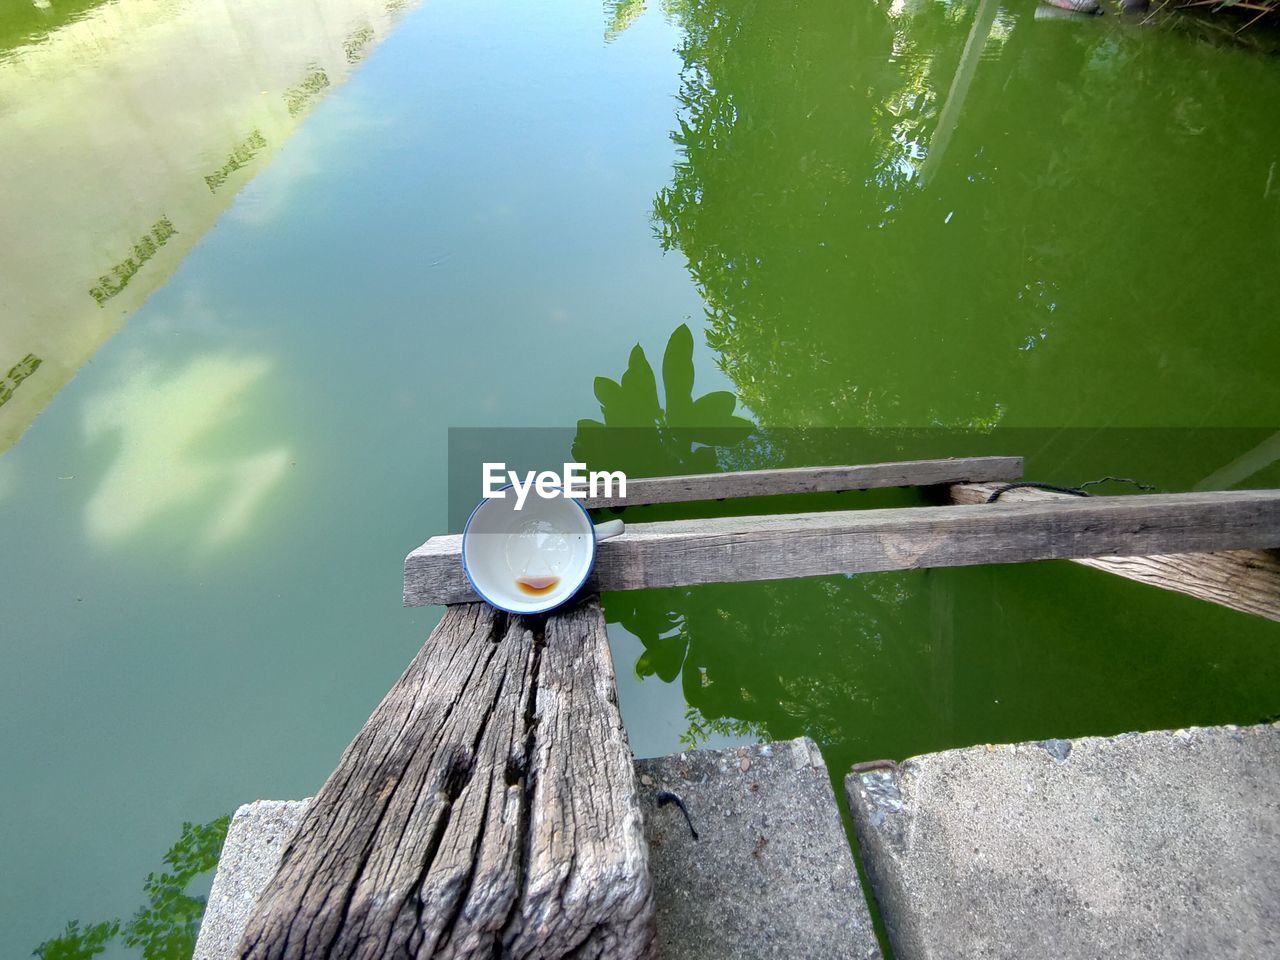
[593, 518, 625, 541]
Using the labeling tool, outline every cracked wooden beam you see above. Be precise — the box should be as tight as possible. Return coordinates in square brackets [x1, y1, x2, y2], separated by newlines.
[236, 598, 653, 960]
[950, 482, 1280, 622]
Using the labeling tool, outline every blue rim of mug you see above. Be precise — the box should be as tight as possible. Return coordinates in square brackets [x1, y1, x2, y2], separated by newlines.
[460, 484, 596, 616]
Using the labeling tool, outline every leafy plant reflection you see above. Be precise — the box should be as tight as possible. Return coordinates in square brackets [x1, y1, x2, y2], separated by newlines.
[572, 326, 925, 756]
[572, 322, 752, 485]
[31, 922, 119, 960]
[572, 323, 755, 662]
[33, 816, 230, 960]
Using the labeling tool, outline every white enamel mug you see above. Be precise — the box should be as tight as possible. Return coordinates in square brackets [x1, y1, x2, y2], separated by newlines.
[461, 487, 624, 614]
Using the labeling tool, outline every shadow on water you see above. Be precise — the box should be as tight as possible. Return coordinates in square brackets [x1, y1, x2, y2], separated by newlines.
[32, 816, 229, 960]
[572, 323, 753, 487]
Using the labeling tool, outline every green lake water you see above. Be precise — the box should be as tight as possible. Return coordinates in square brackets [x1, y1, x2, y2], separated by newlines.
[1, 0, 1278, 955]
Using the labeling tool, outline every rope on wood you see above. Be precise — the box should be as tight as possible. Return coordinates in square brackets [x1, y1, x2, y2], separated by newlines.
[985, 476, 1157, 503]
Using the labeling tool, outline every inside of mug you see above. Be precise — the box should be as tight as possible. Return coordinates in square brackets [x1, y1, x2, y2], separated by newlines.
[462, 493, 594, 614]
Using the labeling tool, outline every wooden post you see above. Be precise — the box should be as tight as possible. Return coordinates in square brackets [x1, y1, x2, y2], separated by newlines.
[917, 0, 999, 187]
[236, 598, 654, 960]
[951, 482, 1280, 622]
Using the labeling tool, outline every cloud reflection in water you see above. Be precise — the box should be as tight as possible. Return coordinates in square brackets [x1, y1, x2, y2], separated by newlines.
[83, 354, 290, 548]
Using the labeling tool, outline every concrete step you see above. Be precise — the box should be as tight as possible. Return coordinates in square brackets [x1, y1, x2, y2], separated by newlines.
[195, 737, 881, 960]
[846, 723, 1280, 960]
[636, 737, 881, 960]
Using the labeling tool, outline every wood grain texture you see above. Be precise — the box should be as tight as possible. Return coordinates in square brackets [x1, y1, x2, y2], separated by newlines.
[951, 482, 1280, 622]
[579, 456, 1022, 508]
[504, 601, 654, 957]
[404, 490, 1280, 606]
[236, 599, 654, 960]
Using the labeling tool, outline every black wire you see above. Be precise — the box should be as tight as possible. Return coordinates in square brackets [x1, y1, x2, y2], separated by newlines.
[984, 481, 1090, 503]
[1078, 476, 1157, 492]
[656, 790, 699, 840]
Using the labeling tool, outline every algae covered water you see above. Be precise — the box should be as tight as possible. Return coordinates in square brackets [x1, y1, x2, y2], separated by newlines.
[1, 0, 1278, 955]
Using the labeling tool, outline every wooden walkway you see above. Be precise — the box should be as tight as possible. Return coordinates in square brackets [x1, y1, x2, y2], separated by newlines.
[232, 458, 1280, 958]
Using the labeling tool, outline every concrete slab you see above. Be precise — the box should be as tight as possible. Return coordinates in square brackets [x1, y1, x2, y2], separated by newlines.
[194, 738, 881, 960]
[194, 800, 308, 960]
[636, 738, 881, 960]
[846, 723, 1280, 960]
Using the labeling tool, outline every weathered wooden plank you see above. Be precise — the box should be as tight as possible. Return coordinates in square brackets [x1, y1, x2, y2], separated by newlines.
[579, 456, 1023, 508]
[505, 601, 654, 956]
[404, 490, 1280, 606]
[236, 599, 653, 960]
[951, 482, 1280, 622]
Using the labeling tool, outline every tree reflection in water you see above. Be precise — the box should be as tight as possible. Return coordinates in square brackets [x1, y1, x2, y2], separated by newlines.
[650, 0, 1280, 428]
[33, 816, 229, 960]
[592, 0, 1280, 775]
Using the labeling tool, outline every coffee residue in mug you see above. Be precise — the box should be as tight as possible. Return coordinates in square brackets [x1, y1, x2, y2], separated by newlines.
[516, 575, 561, 597]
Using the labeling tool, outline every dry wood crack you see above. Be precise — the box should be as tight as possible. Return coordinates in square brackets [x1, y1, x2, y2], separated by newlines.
[237, 598, 653, 960]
